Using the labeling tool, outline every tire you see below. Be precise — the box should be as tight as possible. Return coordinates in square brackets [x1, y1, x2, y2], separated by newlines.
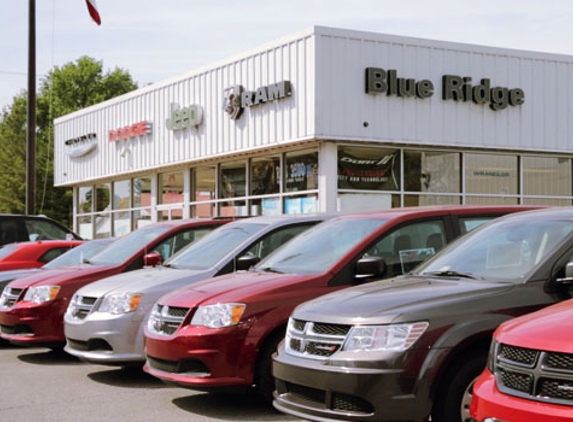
[431, 351, 487, 422]
[254, 331, 284, 405]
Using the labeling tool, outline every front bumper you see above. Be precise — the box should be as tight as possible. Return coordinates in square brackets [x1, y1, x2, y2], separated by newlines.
[272, 345, 431, 422]
[0, 300, 65, 346]
[64, 311, 145, 365]
[471, 370, 573, 422]
[143, 324, 255, 389]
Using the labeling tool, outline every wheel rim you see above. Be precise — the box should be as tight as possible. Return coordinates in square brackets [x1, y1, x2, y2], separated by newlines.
[460, 377, 477, 422]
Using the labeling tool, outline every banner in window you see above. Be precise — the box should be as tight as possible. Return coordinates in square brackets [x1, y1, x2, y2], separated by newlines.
[338, 150, 399, 190]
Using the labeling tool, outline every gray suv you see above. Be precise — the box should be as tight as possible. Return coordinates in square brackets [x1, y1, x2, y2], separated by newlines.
[64, 214, 334, 366]
[0, 214, 81, 246]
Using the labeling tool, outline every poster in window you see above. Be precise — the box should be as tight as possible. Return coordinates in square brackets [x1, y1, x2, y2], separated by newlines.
[219, 167, 246, 199]
[285, 153, 318, 192]
[338, 150, 399, 190]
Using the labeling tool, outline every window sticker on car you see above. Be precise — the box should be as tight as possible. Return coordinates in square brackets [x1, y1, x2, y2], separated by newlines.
[399, 247, 436, 274]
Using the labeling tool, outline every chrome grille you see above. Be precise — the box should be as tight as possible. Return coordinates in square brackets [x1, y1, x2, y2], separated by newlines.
[285, 318, 350, 360]
[0, 287, 23, 309]
[67, 295, 98, 320]
[147, 304, 190, 335]
[495, 342, 573, 406]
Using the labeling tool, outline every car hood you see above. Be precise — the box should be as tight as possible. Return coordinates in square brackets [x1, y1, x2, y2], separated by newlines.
[74, 267, 215, 298]
[293, 274, 513, 325]
[0, 268, 40, 284]
[157, 270, 317, 308]
[7, 264, 117, 288]
[495, 299, 573, 353]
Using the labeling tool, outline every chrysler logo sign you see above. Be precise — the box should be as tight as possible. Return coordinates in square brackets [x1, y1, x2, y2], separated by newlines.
[64, 133, 98, 158]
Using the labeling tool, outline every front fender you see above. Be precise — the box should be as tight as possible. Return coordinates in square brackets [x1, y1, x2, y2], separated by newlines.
[417, 313, 512, 400]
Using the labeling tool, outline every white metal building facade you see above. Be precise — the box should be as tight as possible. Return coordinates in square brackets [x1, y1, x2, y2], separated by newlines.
[54, 26, 573, 239]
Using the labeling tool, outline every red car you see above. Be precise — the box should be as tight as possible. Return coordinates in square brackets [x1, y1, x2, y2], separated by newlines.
[143, 205, 540, 402]
[471, 298, 573, 422]
[0, 218, 231, 348]
[0, 240, 83, 271]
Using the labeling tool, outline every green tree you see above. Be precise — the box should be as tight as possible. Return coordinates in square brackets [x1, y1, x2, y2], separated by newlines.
[0, 56, 137, 227]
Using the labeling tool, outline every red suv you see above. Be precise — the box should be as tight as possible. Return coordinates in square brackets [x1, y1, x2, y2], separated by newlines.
[0, 240, 83, 271]
[0, 219, 230, 348]
[143, 205, 539, 402]
[471, 298, 573, 422]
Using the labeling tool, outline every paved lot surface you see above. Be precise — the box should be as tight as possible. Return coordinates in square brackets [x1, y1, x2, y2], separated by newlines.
[0, 340, 302, 422]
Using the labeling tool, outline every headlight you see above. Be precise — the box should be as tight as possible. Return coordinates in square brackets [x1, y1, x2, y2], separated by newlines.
[343, 322, 429, 352]
[98, 293, 142, 315]
[190, 303, 246, 328]
[23, 285, 61, 304]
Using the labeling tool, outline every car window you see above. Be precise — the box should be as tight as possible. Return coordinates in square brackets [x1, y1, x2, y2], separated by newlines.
[164, 223, 266, 270]
[0, 220, 21, 245]
[43, 240, 113, 269]
[417, 218, 573, 282]
[244, 223, 315, 260]
[89, 226, 172, 265]
[458, 216, 496, 234]
[39, 247, 76, 264]
[149, 227, 214, 261]
[25, 219, 72, 241]
[256, 218, 387, 275]
[365, 219, 446, 277]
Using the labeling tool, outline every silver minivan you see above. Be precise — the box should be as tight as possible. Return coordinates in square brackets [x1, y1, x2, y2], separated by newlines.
[64, 214, 334, 366]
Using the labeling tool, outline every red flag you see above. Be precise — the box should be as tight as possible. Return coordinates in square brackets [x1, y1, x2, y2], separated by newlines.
[86, 0, 101, 25]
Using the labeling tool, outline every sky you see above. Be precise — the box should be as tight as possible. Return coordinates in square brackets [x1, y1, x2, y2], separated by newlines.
[2, 0, 573, 111]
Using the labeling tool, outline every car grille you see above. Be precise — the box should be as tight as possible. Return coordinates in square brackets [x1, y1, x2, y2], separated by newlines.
[495, 343, 573, 405]
[67, 295, 98, 320]
[147, 304, 190, 335]
[0, 287, 23, 309]
[285, 318, 351, 360]
[277, 380, 374, 414]
[146, 355, 210, 375]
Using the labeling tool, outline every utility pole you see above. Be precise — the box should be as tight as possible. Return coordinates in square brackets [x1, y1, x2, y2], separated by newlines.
[26, 0, 36, 215]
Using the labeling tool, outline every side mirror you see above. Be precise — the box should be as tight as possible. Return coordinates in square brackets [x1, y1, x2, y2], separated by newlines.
[144, 252, 163, 267]
[556, 261, 573, 285]
[236, 253, 261, 271]
[355, 256, 386, 281]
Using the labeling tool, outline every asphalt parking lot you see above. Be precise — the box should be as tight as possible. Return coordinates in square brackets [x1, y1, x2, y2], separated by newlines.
[0, 340, 301, 422]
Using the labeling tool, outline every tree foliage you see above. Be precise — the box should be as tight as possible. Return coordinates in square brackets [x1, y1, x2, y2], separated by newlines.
[0, 56, 137, 227]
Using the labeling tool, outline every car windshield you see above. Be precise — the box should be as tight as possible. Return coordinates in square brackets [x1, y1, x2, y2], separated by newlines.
[89, 226, 171, 266]
[415, 217, 573, 282]
[43, 239, 114, 269]
[255, 218, 388, 275]
[164, 222, 266, 269]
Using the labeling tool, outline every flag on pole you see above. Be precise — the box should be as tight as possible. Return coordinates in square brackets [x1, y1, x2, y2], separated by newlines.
[86, 0, 101, 25]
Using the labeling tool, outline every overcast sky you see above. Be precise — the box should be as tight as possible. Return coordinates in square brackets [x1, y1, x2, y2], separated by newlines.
[2, 0, 573, 111]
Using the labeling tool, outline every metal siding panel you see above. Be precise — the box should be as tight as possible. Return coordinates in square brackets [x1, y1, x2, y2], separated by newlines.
[314, 28, 573, 154]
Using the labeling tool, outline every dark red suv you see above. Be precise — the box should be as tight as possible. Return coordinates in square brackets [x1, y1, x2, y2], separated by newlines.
[0, 219, 230, 348]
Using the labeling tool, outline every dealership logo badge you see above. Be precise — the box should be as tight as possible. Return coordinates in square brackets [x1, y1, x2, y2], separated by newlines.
[223, 85, 244, 120]
[166, 103, 203, 130]
[64, 133, 98, 158]
[224, 81, 292, 120]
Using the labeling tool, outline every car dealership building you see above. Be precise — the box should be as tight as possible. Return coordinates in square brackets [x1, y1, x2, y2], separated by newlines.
[54, 26, 573, 239]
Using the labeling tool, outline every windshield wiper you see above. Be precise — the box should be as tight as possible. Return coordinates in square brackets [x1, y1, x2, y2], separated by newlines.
[421, 270, 479, 279]
[258, 267, 283, 274]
